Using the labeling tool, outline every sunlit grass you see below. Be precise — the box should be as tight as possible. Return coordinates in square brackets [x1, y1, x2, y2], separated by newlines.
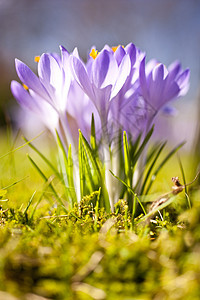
[0, 128, 199, 299]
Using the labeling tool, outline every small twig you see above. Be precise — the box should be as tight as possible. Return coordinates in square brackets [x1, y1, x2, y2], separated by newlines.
[142, 170, 200, 224]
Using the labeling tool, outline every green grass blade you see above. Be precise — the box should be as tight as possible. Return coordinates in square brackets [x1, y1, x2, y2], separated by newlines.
[145, 141, 185, 194]
[146, 142, 163, 164]
[56, 130, 68, 173]
[82, 148, 96, 193]
[109, 170, 146, 215]
[90, 113, 97, 152]
[24, 190, 36, 215]
[29, 176, 60, 220]
[67, 144, 77, 205]
[0, 131, 44, 159]
[56, 130, 78, 205]
[2, 176, 29, 190]
[178, 155, 191, 208]
[131, 125, 154, 168]
[79, 130, 110, 212]
[23, 136, 61, 180]
[123, 131, 131, 184]
[79, 130, 101, 179]
[78, 131, 85, 199]
[130, 133, 141, 158]
[140, 141, 167, 195]
[123, 131, 133, 209]
[27, 154, 67, 212]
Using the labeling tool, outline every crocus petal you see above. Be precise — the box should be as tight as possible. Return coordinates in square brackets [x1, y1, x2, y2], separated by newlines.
[29, 89, 59, 130]
[11, 80, 43, 114]
[114, 45, 126, 66]
[168, 60, 181, 76]
[15, 59, 48, 100]
[125, 43, 137, 66]
[59, 45, 69, 66]
[176, 69, 190, 96]
[38, 53, 63, 92]
[139, 57, 149, 100]
[102, 44, 113, 53]
[164, 61, 181, 91]
[111, 54, 131, 99]
[92, 83, 112, 122]
[70, 55, 94, 100]
[148, 64, 167, 108]
[72, 47, 80, 59]
[163, 81, 180, 103]
[92, 49, 118, 89]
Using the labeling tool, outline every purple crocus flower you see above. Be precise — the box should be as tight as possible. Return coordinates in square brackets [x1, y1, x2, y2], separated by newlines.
[70, 45, 132, 135]
[11, 47, 76, 148]
[139, 57, 190, 128]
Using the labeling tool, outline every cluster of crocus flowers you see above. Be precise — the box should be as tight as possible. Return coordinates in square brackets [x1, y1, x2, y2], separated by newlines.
[11, 43, 190, 209]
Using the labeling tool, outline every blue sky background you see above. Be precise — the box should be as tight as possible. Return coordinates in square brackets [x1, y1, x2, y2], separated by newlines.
[0, 0, 199, 147]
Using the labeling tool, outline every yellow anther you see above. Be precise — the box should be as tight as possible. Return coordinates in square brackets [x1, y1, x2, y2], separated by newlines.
[89, 48, 98, 59]
[34, 56, 40, 63]
[112, 45, 124, 52]
[22, 83, 29, 90]
[112, 46, 118, 53]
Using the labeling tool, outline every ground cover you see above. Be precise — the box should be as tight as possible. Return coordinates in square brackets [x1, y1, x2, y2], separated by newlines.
[0, 133, 199, 300]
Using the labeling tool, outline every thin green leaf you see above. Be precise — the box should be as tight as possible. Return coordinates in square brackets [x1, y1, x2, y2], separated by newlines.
[146, 142, 163, 164]
[79, 131, 110, 212]
[145, 141, 185, 194]
[78, 131, 85, 199]
[130, 133, 142, 158]
[123, 131, 131, 185]
[109, 170, 146, 215]
[178, 155, 191, 209]
[56, 130, 68, 174]
[29, 176, 60, 220]
[27, 154, 67, 212]
[90, 113, 97, 152]
[123, 131, 133, 209]
[82, 148, 96, 193]
[79, 130, 101, 179]
[140, 141, 167, 195]
[0, 131, 44, 159]
[2, 176, 29, 190]
[67, 144, 77, 205]
[24, 190, 36, 215]
[23, 136, 61, 179]
[131, 125, 154, 168]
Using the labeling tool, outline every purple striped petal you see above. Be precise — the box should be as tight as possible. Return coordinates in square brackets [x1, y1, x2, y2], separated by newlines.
[111, 54, 131, 99]
[11, 80, 43, 114]
[15, 59, 48, 100]
[139, 57, 149, 100]
[125, 43, 137, 66]
[70, 55, 94, 100]
[92, 49, 118, 89]
[114, 46, 126, 66]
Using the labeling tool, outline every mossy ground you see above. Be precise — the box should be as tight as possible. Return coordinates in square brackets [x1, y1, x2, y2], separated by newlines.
[0, 133, 199, 300]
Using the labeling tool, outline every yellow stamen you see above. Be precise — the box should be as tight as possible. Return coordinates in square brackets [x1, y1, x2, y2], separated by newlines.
[112, 45, 124, 52]
[23, 83, 29, 90]
[34, 56, 40, 63]
[89, 48, 98, 59]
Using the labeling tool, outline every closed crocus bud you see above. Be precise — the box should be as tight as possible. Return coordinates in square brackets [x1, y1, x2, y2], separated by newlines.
[139, 57, 190, 127]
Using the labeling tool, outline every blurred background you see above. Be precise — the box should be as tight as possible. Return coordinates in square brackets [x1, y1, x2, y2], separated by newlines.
[0, 0, 199, 150]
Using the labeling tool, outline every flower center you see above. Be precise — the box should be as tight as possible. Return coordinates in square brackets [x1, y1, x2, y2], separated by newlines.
[23, 83, 29, 90]
[34, 56, 40, 63]
[89, 48, 98, 59]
